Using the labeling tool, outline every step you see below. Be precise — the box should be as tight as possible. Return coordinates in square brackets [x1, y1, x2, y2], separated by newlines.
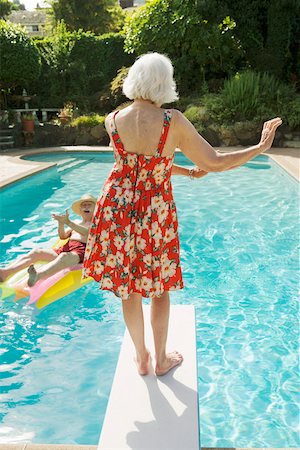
[56, 157, 76, 167]
[0, 136, 14, 142]
[57, 160, 87, 173]
[98, 304, 199, 450]
[0, 142, 14, 149]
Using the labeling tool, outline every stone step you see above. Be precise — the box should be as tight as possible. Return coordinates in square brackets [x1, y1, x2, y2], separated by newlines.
[0, 142, 14, 150]
[0, 136, 14, 142]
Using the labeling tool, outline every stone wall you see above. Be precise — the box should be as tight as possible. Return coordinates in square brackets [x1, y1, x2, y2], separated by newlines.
[9, 121, 300, 149]
[12, 122, 109, 148]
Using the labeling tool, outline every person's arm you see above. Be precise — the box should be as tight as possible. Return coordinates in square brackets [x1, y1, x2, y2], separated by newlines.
[175, 111, 282, 172]
[57, 222, 72, 240]
[52, 210, 90, 237]
[172, 163, 208, 179]
[65, 218, 90, 236]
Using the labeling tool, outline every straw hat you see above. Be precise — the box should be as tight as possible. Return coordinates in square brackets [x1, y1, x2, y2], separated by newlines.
[71, 193, 97, 215]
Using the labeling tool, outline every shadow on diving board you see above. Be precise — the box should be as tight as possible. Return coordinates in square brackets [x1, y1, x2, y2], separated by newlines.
[98, 304, 200, 450]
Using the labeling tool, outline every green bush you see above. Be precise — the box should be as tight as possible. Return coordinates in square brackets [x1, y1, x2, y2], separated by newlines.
[123, 0, 242, 94]
[71, 114, 105, 128]
[31, 22, 75, 108]
[29, 25, 135, 110]
[198, 71, 299, 127]
[183, 105, 209, 133]
[281, 96, 300, 129]
[109, 66, 129, 105]
[0, 20, 41, 88]
[221, 71, 295, 121]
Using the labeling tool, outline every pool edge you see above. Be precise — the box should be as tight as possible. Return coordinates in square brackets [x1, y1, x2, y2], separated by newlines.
[0, 146, 299, 189]
[0, 445, 294, 450]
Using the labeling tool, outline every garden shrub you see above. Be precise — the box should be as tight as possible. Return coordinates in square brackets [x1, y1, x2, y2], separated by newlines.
[183, 105, 209, 133]
[68, 32, 134, 98]
[123, 0, 242, 94]
[110, 66, 129, 105]
[29, 26, 135, 110]
[280, 96, 300, 129]
[70, 114, 106, 128]
[0, 20, 41, 88]
[196, 71, 299, 128]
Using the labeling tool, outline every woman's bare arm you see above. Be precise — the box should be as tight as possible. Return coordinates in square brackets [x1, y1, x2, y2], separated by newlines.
[171, 163, 208, 179]
[175, 111, 282, 172]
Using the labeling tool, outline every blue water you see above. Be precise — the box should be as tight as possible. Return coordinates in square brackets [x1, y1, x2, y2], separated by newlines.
[0, 151, 299, 446]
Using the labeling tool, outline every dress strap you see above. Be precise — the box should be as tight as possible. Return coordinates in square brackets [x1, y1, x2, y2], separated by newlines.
[156, 109, 173, 157]
[110, 110, 126, 155]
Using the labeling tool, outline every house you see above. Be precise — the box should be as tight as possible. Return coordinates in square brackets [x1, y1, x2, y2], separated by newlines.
[8, 9, 47, 37]
[119, 0, 146, 9]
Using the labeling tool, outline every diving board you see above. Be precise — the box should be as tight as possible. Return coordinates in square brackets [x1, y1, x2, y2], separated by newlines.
[98, 305, 200, 450]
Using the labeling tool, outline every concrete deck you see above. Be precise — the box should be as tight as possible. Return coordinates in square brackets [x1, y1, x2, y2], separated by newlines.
[0, 146, 299, 189]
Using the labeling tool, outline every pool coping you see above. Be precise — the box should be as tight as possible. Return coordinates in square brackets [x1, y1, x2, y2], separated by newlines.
[0, 145, 299, 189]
[0, 445, 293, 450]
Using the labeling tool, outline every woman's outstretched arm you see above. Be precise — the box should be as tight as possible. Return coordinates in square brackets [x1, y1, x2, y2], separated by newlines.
[175, 111, 282, 172]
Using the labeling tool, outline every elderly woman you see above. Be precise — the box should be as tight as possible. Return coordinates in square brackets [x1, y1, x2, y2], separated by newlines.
[83, 53, 282, 376]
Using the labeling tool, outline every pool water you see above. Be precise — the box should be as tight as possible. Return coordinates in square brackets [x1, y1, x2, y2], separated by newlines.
[0, 152, 299, 446]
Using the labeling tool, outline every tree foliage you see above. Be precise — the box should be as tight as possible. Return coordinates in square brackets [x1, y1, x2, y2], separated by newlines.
[0, 20, 41, 88]
[124, 0, 242, 93]
[0, 0, 13, 18]
[124, 0, 299, 93]
[30, 22, 134, 108]
[216, 0, 300, 81]
[51, 0, 125, 34]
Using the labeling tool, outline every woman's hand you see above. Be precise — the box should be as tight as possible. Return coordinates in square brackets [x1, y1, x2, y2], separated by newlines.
[259, 117, 282, 152]
[190, 167, 209, 179]
[52, 209, 70, 225]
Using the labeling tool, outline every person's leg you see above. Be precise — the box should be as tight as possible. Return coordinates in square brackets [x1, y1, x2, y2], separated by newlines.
[27, 252, 80, 287]
[151, 290, 183, 376]
[122, 293, 150, 375]
[0, 249, 58, 281]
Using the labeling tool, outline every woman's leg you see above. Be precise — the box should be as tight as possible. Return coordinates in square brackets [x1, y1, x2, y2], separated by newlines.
[151, 291, 183, 376]
[0, 248, 58, 281]
[122, 293, 150, 375]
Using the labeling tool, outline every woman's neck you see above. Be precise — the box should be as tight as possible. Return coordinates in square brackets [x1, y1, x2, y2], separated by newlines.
[133, 98, 161, 108]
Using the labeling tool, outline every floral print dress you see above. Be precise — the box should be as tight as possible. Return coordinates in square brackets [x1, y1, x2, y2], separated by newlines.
[82, 109, 184, 300]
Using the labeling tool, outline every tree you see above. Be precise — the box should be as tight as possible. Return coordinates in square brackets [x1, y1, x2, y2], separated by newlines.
[12, 0, 26, 11]
[51, 0, 125, 34]
[219, 0, 300, 81]
[0, 20, 41, 88]
[124, 0, 242, 93]
[0, 0, 13, 18]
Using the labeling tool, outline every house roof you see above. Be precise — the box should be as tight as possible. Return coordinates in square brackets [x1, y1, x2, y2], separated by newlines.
[8, 10, 47, 25]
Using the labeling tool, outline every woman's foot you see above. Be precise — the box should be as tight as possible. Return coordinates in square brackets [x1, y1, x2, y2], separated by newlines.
[27, 264, 39, 287]
[155, 351, 183, 376]
[134, 350, 151, 376]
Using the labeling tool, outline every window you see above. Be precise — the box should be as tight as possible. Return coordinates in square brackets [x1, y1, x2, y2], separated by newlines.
[32, 25, 39, 32]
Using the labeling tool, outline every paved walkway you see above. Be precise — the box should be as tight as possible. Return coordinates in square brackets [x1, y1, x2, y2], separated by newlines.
[0, 146, 299, 189]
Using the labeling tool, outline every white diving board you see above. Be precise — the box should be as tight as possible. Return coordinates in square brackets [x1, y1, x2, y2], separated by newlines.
[98, 305, 200, 450]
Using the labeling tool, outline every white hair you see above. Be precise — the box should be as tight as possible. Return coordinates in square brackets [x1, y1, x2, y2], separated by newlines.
[122, 52, 179, 105]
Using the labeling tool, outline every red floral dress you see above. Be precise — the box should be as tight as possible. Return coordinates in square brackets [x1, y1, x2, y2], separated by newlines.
[82, 109, 184, 300]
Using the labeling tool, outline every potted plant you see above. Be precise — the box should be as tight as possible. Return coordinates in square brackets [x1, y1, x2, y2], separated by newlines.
[58, 102, 74, 125]
[21, 112, 35, 132]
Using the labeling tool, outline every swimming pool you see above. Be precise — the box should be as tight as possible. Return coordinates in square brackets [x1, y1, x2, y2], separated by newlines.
[0, 151, 299, 446]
